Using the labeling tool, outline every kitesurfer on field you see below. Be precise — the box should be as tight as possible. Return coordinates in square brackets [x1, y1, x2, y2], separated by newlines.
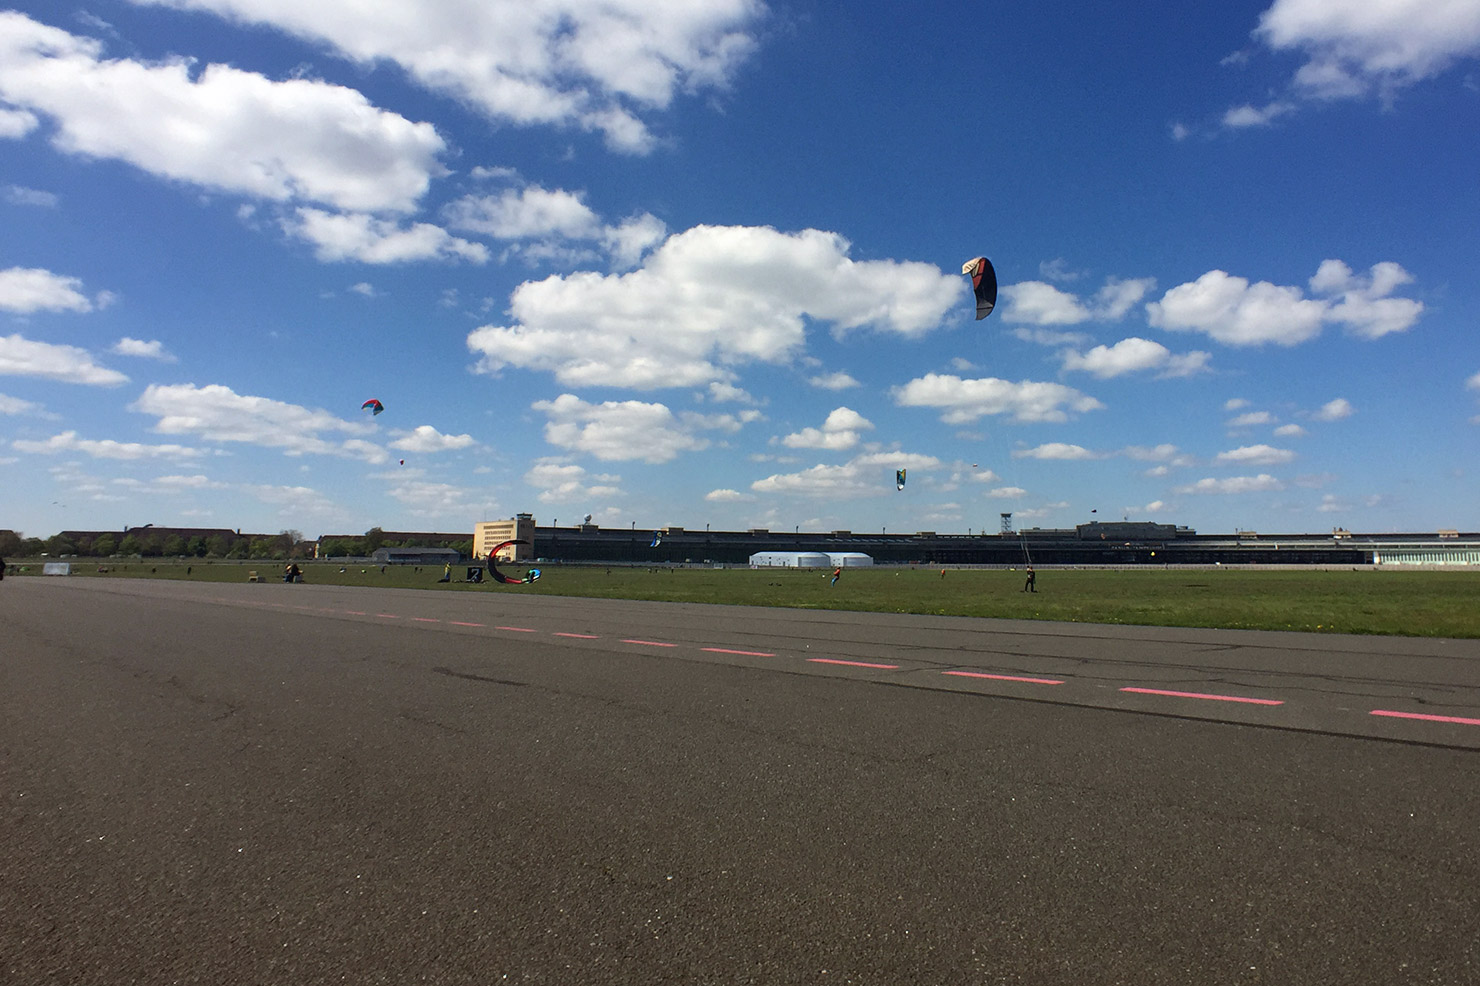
[830, 566, 842, 586]
[1023, 565, 1036, 593]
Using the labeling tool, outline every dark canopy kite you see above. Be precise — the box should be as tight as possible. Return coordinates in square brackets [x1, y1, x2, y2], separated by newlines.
[361, 398, 384, 416]
[896, 468, 907, 491]
[961, 257, 997, 320]
[485, 540, 541, 585]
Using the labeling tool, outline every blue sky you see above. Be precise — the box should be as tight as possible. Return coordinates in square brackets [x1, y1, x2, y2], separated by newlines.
[2, 0, 1478, 540]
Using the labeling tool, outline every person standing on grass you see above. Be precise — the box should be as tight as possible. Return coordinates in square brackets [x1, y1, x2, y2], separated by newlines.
[830, 566, 842, 586]
[1023, 565, 1036, 592]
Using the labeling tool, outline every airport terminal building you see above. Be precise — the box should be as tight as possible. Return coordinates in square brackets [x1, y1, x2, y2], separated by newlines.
[503, 518, 1480, 568]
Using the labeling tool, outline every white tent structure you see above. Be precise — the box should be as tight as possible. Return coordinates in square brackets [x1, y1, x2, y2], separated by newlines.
[749, 551, 832, 568]
[827, 552, 874, 567]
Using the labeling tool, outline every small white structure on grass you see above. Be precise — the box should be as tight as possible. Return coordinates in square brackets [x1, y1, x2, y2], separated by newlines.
[749, 551, 832, 568]
[827, 552, 874, 567]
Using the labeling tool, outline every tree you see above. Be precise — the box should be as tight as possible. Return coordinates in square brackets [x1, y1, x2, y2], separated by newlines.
[118, 535, 143, 556]
[0, 530, 22, 556]
[364, 527, 386, 553]
[162, 535, 187, 557]
[187, 536, 208, 557]
[93, 534, 118, 557]
[45, 534, 77, 556]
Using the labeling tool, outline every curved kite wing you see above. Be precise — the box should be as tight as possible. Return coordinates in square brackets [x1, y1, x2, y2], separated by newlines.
[485, 539, 541, 585]
[362, 399, 384, 416]
[961, 257, 997, 320]
[896, 468, 907, 491]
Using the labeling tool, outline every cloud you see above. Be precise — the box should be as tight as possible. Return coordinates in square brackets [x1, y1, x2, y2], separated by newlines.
[111, 337, 177, 362]
[703, 381, 761, 404]
[0, 12, 447, 213]
[469, 225, 962, 389]
[1147, 270, 1326, 345]
[3, 184, 58, 206]
[284, 209, 488, 264]
[130, 382, 387, 461]
[388, 425, 477, 453]
[1001, 275, 1155, 326]
[120, 0, 766, 154]
[779, 406, 873, 451]
[891, 373, 1104, 424]
[0, 105, 39, 137]
[1255, 0, 1480, 102]
[524, 458, 623, 502]
[1309, 260, 1424, 339]
[1313, 397, 1354, 421]
[13, 429, 204, 460]
[1215, 444, 1297, 465]
[751, 450, 941, 499]
[807, 371, 860, 391]
[1000, 281, 1091, 325]
[1146, 260, 1421, 346]
[533, 393, 737, 462]
[0, 333, 127, 385]
[1228, 410, 1276, 428]
[1174, 474, 1285, 494]
[1060, 337, 1210, 378]
[1222, 100, 1296, 127]
[1121, 443, 1187, 464]
[1224, 397, 1251, 411]
[0, 267, 100, 313]
[1274, 423, 1307, 437]
[986, 486, 1027, 499]
[444, 183, 666, 268]
[0, 392, 53, 416]
[1012, 443, 1101, 461]
[705, 488, 755, 502]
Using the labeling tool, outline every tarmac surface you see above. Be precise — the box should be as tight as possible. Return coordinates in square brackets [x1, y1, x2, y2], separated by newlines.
[4, 576, 1480, 984]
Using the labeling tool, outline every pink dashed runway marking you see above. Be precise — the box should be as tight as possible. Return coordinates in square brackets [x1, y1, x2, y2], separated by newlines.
[808, 658, 898, 670]
[943, 670, 1064, 685]
[412, 617, 441, 623]
[555, 632, 600, 639]
[496, 626, 537, 633]
[623, 639, 678, 648]
[1120, 687, 1283, 706]
[343, 610, 366, 616]
[702, 647, 776, 657]
[376, 613, 399, 619]
[449, 621, 485, 627]
[1370, 709, 1480, 726]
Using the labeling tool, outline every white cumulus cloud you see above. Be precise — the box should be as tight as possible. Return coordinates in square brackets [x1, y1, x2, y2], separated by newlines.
[1314, 397, 1355, 421]
[389, 425, 477, 454]
[111, 337, 176, 362]
[0, 11, 447, 213]
[0, 267, 98, 313]
[533, 393, 737, 462]
[751, 451, 940, 499]
[470, 225, 962, 390]
[1256, 0, 1480, 101]
[284, 209, 488, 264]
[0, 333, 127, 385]
[1060, 336, 1210, 378]
[779, 406, 873, 451]
[121, 0, 765, 154]
[1215, 444, 1297, 466]
[1174, 474, 1285, 494]
[130, 382, 386, 461]
[892, 373, 1104, 424]
[1147, 260, 1421, 346]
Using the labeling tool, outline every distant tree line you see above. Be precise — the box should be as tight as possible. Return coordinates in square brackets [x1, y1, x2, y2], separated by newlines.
[0, 529, 310, 560]
[317, 528, 473, 559]
[1, 527, 474, 561]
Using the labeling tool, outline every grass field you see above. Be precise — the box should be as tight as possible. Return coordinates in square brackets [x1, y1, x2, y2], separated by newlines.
[11, 558, 1479, 638]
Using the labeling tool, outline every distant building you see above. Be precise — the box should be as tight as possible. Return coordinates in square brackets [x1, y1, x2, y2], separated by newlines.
[750, 551, 832, 568]
[370, 547, 462, 566]
[474, 514, 536, 562]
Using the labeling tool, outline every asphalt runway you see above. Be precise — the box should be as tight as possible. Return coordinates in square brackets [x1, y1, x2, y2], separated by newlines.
[4, 577, 1480, 984]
